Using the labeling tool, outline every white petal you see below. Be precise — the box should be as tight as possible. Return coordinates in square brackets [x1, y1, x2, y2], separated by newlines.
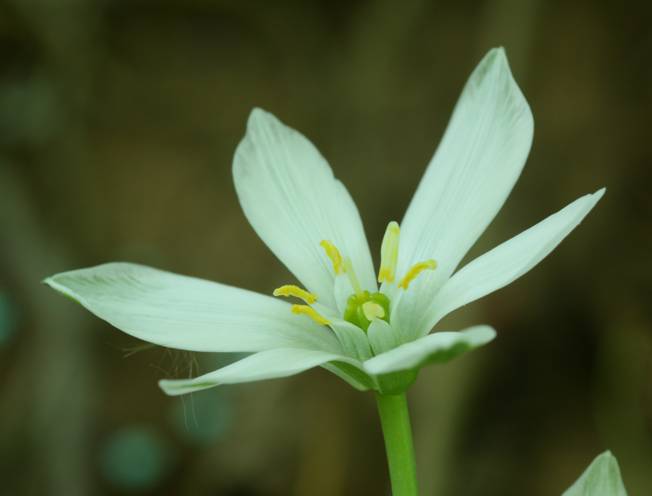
[333, 274, 354, 315]
[327, 319, 373, 360]
[562, 451, 628, 496]
[390, 281, 433, 343]
[367, 319, 402, 355]
[363, 326, 496, 375]
[426, 189, 605, 331]
[45, 263, 341, 353]
[159, 348, 357, 395]
[233, 109, 376, 307]
[395, 48, 533, 336]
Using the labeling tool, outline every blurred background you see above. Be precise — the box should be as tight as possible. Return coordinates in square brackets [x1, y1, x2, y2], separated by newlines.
[1, 0, 650, 494]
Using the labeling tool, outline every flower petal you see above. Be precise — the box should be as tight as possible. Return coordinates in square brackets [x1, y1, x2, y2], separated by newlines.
[333, 274, 354, 315]
[367, 319, 402, 355]
[233, 109, 376, 307]
[425, 189, 605, 332]
[327, 319, 373, 361]
[562, 451, 628, 496]
[159, 348, 357, 395]
[363, 326, 496, 375]
[45, 262, 341, 353]
[395, 48, 533, 336]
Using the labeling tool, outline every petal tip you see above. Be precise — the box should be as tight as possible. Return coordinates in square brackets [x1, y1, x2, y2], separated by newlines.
[481, 46, 509, 72]
[593, 187, 606, 200]
[247, 107, 264, 127]
[158, 379, 179, 396]
[159, 378, 205, 396]
[469, 46, 530, 123]
[489, 46, 507, 60]
[581, 187, 606, 211]
[43, 274, 75, 299]
[249, 106, 266, 119]
[472, 325, 497, 343]
[50, 285, 84, 306]
[247, 107, 277, 130]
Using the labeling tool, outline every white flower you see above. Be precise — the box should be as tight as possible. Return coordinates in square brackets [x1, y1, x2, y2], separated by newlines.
[45, 48, 604, 396]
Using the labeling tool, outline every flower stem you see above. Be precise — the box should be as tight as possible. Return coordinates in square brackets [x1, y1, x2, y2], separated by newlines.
[375, 392, 418, 495]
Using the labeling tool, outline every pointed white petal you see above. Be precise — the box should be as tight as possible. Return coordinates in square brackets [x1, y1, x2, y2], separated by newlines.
[395, 48, 533, 335]
[562, 451, 628, 496]
[390, 282, 434, 343]
[426, 189, 604, 331]
[45, 263, 340, 353]
[367, 319, 402, 355]
[400, 48, 533, 279]
[233, 109, 376, 307]
[333, 274, 354, 315]
[159, 348, 358, 395]
[327, 319, 373, 361]
[363, 326, 496, 375]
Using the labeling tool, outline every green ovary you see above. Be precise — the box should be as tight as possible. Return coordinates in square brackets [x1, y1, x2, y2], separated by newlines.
[343, 291, 390, 332]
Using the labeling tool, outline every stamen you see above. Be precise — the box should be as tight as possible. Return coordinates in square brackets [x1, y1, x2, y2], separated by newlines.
[362, 301, 385, 321]
[320, 240, 343, 274]
[378, 221, 400, 283]
[342, 257, 363, 297]
[398, 259, 438, 289]
[273, 285, 317, 304]
[291, 305, 331, 326]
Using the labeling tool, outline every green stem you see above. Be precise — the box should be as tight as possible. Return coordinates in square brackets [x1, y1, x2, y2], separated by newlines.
[375, 392, 419, 495]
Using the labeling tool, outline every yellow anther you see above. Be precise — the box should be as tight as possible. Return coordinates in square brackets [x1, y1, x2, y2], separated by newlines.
[273, 285, 317, 304]
[291, 305, 331, 326]
[320, 240, 343, 275]
[398, 259, 438, 290]
[378, 221, 400, 283]
[342, 257, 363, 297]
[362, 301, 385, 321]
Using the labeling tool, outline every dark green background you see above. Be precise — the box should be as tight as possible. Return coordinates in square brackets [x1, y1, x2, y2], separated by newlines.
[1, 1, 650, 494]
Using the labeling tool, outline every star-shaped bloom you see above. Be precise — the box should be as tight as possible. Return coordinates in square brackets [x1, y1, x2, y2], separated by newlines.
[45, 48, 604, 396]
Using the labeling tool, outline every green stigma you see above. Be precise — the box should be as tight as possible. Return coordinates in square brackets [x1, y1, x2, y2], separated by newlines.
[343, 291, 390, 332]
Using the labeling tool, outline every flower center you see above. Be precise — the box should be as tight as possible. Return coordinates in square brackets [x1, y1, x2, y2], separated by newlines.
[343, 290, 390, 331]
[271, 221, 438, 332]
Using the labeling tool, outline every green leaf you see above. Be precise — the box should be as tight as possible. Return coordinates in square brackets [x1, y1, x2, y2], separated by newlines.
[562, 451, 628, 496]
